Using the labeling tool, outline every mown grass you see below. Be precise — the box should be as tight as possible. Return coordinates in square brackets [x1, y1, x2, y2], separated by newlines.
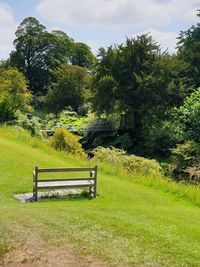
[1, 126, 200, 266]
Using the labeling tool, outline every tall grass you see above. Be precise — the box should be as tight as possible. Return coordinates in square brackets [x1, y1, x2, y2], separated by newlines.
[1, 125, 200, 207]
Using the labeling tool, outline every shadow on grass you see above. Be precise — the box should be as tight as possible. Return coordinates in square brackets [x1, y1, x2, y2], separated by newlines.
[40, 190, 94, 202]
[0, 243, 9, 258]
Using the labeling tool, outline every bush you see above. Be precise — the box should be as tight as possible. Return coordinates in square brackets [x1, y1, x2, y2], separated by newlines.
[49, 128, 85, 157]
[13, 112, 43, 137]
[0, 68, 32, 123]
[173, 88, 200, 142]
[113, 133, 133, 150]
[92, 146, 162, 177]
[171, 141, 200, 183]
[144, 121, 180, 159]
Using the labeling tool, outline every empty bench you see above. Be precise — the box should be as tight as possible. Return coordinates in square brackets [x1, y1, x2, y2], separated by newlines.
[33, 166, 97, 201]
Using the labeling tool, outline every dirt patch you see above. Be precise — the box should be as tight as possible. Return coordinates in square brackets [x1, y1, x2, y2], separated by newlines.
[0, 230, 107, 267]
[1, 247, 107, 267]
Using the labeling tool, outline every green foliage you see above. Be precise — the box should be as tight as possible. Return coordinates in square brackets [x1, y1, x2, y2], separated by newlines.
[174, 88, 200, 142]
[92, 75, 118, 114]
[10, 17, 74, 94]
[70, 42, 96, 67]
[49, 127, 85, 157]
[93, 35, 187, 147]
[59, 116, 88, 131]
[177, 12, 200, 88]
[45, 64, 87, 113]
[113, 133, 133, 150]
[0, 68, 31, 122]
[15, 112, 44, 137]
[92, 146, 162, 177]
[171, 141, 200, 182]
[46, 112, 88, 133]
[144, 121, 180, 159]
[51, 30, 74, 62]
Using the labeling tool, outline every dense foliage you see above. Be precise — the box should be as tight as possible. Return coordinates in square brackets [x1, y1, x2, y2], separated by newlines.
[174, 88, 200, 142]
[0, 68, 31, 122]
[49, 127, 85, 157]
[92, 35, 187, 152]
[92, 146, 162, 177]
[45, 64, 87, 113]
[0, 12, 200, 183]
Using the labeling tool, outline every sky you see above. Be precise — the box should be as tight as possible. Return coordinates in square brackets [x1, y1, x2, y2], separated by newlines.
[0, 0, 199, 59]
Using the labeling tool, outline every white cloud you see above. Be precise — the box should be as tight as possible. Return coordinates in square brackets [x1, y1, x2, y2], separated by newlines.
[36, 0, 199, 29]
[0, 3, 16, 59]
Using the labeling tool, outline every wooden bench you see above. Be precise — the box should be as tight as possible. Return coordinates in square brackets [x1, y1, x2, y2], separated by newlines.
[33, 166, 97, 201]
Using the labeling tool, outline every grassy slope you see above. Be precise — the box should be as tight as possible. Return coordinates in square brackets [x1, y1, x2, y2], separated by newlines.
[0, 127, 200, 266]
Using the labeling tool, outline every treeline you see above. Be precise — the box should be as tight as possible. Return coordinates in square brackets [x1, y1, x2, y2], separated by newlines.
[0, 13, 200, 182]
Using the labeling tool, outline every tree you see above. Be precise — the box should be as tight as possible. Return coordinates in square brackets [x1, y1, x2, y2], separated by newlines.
[0, 68, 31, 122]
[92, 75, 118, 114]
[92, 34, 189, 153]
[45, 64, 87, 113]
[10, 17, 47, 93]
[93, 35, 159, 137]
[51, 30, 74, 63]
[70, 42, 96, 67]
[174, 87, 200, 142]
[177, 11, 200, 88]
[10, 17, 72, 95]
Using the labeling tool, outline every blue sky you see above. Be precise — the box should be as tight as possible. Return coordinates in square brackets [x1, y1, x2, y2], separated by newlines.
[0, 0, 199, 59]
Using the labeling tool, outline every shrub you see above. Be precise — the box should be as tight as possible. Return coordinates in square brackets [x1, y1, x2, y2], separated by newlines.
[113, 133, 133, 150]
[92, 146, 162, 177]
[14, 112, 43, 137]
[173, 88, 200, 142]
[0, 68, 32, 123]
[171, 141, 200, 183]
[49, 128, 85, 157]
[144, 121, 180, 159]
[122, 154, 162, 177]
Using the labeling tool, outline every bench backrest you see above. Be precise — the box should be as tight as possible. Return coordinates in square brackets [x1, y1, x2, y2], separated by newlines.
[33, 166, 97, 182]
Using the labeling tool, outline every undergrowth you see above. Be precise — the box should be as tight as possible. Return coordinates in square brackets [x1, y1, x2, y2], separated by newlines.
[1, 125, 200, 207]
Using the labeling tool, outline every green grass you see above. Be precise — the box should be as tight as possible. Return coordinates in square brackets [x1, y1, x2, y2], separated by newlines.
[1, 126, 200, 266]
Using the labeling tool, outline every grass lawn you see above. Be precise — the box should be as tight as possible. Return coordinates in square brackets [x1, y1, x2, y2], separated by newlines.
[0, 127, 200, 266]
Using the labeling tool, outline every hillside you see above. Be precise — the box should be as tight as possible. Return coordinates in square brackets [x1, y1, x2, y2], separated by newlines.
[0, 127, 200, 266]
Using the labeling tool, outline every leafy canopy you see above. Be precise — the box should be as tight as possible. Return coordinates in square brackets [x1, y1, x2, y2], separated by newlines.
[45, 64, 87, 113]
[0, 68, 31, 122]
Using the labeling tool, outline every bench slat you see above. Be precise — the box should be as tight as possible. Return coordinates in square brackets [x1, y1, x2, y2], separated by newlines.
[37, 167, 95, 173]
[37, 180, 94, 189]
[38, 177, 94, 182]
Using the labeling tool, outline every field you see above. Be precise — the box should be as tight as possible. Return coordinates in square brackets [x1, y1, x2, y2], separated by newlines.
[0, 127, 200, 266]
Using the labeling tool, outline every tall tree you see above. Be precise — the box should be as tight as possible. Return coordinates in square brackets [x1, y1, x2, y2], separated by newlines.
[10, 17, 71, 95]
[51, 30, 74, 63]
[70, 42, 96, 67]
[93, 35, 187, 146]
[0, 68, 31, 122]
[45, 64, 87, 113]
[177, 11, 200, 88]
[93, 35, 159, 135]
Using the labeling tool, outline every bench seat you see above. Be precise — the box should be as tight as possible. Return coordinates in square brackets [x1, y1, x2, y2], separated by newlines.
[37, 179, 94, 189]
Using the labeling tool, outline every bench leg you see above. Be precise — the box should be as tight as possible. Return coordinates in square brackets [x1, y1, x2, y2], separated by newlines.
[35, 187, 38, 201]
[93, 184, 97, 198]
[33, 184, 38, 201]
[89, 186, 92, 196]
